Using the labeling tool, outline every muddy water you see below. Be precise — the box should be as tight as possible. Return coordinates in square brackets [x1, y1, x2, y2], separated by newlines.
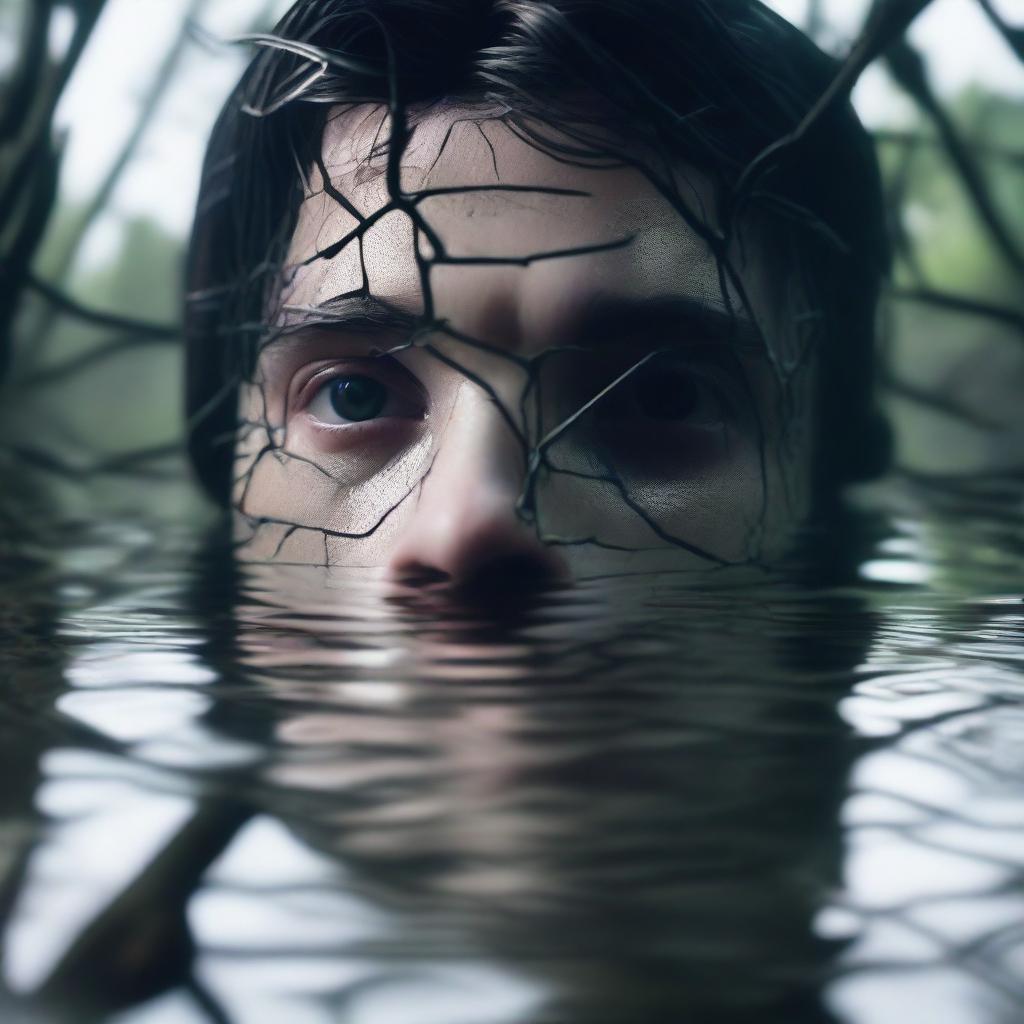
[0, 479, 1021, 1023]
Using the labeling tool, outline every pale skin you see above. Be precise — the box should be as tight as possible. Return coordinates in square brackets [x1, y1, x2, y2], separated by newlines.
[223, 105, 823, 939]
[233, 103, 815, 586]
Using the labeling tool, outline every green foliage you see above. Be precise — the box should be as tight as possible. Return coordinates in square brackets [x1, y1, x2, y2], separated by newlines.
[877, 86, 1024, 474]
[883, 87, 1024, 304]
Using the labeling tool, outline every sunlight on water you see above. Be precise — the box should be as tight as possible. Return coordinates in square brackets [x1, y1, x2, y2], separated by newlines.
[0, 481, 1022, 1023]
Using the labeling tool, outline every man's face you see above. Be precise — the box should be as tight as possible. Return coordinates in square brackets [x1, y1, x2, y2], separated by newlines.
[233, 104, 815, 584]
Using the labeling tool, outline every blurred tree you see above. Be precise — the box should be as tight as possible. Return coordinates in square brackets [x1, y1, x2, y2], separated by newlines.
[0, 0, 1021, 488]
[0, 1, 106, 381]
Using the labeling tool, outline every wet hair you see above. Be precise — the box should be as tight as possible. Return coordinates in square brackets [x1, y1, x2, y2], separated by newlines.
[185, 0, 890, 509]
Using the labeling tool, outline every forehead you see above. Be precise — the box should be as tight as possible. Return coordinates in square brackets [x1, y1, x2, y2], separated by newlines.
[280, 103, 743, 337]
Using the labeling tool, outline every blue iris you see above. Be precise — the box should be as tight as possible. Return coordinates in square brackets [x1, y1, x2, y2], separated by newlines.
[329, 376, 387, 422]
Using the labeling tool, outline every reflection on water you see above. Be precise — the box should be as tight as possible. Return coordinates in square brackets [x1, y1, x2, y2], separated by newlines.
[0, 480, 1022, 1023]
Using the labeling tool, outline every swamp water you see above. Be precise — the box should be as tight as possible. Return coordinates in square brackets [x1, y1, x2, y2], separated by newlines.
[0, 477, 1021, 1023]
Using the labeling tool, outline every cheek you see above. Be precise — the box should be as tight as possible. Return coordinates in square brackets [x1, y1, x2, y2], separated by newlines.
[531, 365, 815, 564]
[235, 423, 437, 526]
[535, 438, 769, 562]
[231, 364, 448, 565]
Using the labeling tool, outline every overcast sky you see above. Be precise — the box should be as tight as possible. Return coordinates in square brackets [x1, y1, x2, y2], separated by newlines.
[44, 0, 1024, 255]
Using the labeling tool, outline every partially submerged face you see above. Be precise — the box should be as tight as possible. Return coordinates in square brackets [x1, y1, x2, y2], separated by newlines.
[233, 104, 816, 585]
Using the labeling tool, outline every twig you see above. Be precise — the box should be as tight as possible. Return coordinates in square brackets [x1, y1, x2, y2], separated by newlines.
[975, 0, 1024, 62]
[886, 38, 1024, 277]
[733, 0, 936, 207]
[37, 0, 211, 313]
[875, 129, 1024, 171]
[883, 374, 1002, 429]
[23, 273, 180, 338]
[891, 286, 1024, 336]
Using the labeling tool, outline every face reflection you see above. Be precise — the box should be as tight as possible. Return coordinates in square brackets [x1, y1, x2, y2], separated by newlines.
[234, 104, 815, 583]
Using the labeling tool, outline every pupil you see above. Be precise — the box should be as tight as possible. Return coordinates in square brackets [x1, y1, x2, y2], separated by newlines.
[634, 370, 698, 419]
[330, 376, 386, 422]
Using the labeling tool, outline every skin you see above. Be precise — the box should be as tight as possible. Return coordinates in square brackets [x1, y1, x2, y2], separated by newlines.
[233, 103, 815, 587]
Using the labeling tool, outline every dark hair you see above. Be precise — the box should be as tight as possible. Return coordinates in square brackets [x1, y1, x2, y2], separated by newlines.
[185, 0, 890, 507]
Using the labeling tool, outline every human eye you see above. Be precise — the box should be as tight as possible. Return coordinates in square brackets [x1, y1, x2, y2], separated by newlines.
[601, 359, 732, 430]
[293, 357, 427, 433]
[573, 349, 752, 478]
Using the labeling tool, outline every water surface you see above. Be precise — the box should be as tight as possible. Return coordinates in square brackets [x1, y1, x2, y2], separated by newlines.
[0, 477, 1022, 1023]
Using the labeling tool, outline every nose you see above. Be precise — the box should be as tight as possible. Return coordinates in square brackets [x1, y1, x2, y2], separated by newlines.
[385, 387, 568, 597]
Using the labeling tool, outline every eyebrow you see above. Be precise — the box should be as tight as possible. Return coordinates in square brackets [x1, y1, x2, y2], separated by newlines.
[268, 291, 764, 356]
[554, 293, 765, 355]
[269, 294, 420, 347]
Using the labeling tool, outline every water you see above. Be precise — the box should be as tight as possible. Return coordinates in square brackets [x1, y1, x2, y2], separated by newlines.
[0, 476, 1021, 1023]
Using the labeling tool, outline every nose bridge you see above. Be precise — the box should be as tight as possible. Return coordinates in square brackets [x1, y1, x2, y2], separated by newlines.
[443, 379, 527, 493]
[386, 380, 566, 588]
[416, 381, 530, 538]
